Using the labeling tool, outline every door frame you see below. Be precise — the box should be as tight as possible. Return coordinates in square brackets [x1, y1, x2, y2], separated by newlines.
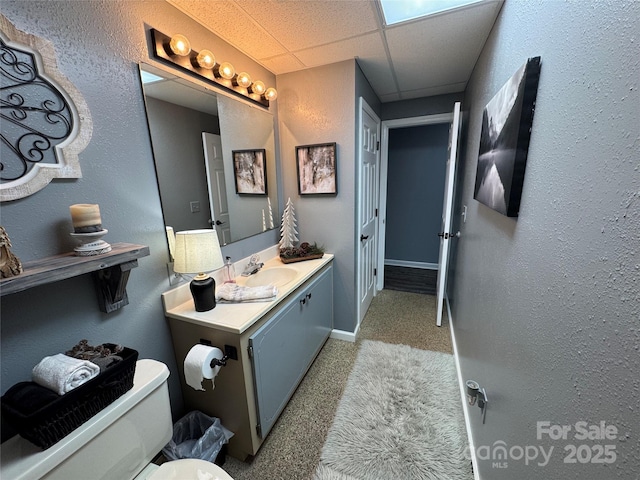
[377, 112, 454, 292]
[356, 97, 381, 329]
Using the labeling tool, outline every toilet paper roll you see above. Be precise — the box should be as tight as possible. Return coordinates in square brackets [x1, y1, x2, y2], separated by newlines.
[184, 344, 224, 391]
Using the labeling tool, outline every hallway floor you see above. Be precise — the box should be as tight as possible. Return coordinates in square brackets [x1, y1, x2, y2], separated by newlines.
[221, 290, 453, 480]
[383, 265, 438, 295]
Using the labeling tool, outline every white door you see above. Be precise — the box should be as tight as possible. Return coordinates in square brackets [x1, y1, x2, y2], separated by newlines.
[202, 132, 232, 245]
[435, 102, 462, 326]
[357, 98, 381, 326]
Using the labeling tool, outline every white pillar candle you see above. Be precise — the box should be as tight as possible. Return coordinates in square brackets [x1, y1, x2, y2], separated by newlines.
[70, 204, 102, 233]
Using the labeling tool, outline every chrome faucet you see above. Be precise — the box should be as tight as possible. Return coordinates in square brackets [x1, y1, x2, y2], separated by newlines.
[241, 254, 264, 276]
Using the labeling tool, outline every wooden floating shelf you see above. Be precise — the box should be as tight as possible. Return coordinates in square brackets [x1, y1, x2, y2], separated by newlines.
[0, 243, 150, 313]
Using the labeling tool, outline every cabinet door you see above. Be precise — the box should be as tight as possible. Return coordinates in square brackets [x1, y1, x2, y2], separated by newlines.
[300, 266, 333, 369]
[249, 265, 333, 438]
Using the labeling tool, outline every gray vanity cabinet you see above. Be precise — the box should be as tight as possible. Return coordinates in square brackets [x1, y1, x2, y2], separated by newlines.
[249, 265, 333, 438]
[166, 259, 333, 461]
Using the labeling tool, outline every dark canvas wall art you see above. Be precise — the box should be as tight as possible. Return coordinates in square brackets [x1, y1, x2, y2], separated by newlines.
[474, 56, 541, 217]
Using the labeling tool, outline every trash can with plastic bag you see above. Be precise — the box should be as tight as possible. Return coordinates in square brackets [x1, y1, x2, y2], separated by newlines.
[162, 411, 234, 466]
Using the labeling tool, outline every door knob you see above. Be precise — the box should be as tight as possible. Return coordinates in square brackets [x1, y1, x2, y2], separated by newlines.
[215, 220, 224, 225]
[360, 234, 369, 242]
[437, 231, 460, 239]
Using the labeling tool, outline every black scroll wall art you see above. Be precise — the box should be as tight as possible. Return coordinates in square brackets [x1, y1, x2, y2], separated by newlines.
[0, 16, 90, 202]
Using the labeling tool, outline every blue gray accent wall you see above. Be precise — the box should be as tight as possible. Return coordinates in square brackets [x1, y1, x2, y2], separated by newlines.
[449, 1, 640, 478]
[0, 0, 278, 439]
[381, 93, 463, 120]
[385, 124, 449, 264]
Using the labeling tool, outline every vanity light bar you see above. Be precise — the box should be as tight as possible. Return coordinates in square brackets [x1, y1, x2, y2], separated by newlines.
[149, 29, 276, 109]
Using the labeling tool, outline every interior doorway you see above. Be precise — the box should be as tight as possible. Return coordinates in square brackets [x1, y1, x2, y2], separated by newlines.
[377, 112, 454, 292]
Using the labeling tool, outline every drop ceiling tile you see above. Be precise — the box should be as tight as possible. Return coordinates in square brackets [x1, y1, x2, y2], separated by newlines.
[294, 31, 383, 66]
[261, 53, 307, 75]
[379, 92, 401, 102]
[294, 32, 397, 96]
[169, 0, 287, 60]
[399, 81, 467, 100]
[234, 0, 380, 51]
[385, 2, 500, 91]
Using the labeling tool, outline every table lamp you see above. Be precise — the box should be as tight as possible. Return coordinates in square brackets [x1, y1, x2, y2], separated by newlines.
[173, 229, 224, 312]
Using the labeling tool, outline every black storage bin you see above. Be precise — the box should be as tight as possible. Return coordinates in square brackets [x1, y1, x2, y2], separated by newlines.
[1, 344, 138, 449]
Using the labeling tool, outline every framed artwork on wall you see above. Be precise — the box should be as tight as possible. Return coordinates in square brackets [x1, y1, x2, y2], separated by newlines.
[473, 56, 541, 217]
[296, 142, 337, 195]
[232, 149, 267, 195]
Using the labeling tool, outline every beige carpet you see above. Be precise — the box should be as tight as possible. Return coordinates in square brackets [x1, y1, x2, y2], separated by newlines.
[220, 289, 455, 480]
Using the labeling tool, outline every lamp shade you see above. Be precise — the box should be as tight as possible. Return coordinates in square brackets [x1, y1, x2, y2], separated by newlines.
[173, 229, 224, 274]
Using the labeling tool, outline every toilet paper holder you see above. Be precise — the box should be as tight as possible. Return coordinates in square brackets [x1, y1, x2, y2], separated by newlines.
[210, 355, 228, 367]
[199, 339, 236, 367]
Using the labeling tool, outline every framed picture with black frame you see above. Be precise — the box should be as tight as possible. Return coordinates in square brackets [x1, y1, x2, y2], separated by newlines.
[232, 149, 267, 195]
[296, 142, 337, 195]
[473, 56, 541, 217]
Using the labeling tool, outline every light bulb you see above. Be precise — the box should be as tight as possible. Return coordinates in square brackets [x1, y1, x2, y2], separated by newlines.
[235, 72, 252, 88]
[195, 49, 215, 69]
[215, 62, 235, 80]
[250, 80, 266, 95]
[168, 34, 191, 56]
[264, 87, 278, 101]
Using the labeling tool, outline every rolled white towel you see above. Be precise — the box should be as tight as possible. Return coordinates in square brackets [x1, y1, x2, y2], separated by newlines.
[32, 353, 100, 395]
[216, 283, 277, 303]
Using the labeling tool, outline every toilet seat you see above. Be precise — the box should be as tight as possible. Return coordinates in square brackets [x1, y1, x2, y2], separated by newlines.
[148, 459, 234, 480]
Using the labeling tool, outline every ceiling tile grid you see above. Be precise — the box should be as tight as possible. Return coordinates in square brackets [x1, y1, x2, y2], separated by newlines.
[234, 0, 381, 51]
[167, 0, 503, 102]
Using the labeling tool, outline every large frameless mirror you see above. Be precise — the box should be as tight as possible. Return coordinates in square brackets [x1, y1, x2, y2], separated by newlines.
[138, 62, 278, 254]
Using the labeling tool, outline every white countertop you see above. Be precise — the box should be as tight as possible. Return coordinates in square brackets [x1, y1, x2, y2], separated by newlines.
[162, 253, 334, 334]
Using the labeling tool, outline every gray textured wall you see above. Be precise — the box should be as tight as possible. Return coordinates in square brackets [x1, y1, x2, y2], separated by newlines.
[0, 0, 277, 439]
[450, 1, 640, 478]
[386, 124, 449, 264]
[277, 60, 358, 333]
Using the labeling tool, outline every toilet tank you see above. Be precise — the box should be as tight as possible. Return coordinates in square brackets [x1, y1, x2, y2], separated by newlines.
[0, 359, 173, 480]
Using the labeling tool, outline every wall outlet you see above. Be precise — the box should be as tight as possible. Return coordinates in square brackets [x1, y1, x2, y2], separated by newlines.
[190, 201, 200, 213]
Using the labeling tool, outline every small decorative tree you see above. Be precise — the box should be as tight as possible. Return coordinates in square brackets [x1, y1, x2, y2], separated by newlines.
[279, 197, 298, 249]
[267, 197, 275, 229]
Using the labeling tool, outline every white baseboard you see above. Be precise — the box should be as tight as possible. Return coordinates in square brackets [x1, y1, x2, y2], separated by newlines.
[330, 328, 357, 342]
[447, 296, 480, 480]
[385, 259, 438, 270]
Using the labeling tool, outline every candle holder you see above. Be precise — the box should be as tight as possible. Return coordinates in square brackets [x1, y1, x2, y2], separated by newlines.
[70, 229, 112, 256]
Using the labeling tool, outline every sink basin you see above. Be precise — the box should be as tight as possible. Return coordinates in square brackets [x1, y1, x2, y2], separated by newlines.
[244, 267, 297, 288]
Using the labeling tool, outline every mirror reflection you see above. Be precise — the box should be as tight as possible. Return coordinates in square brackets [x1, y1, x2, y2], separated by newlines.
[138, 63, 279, 251]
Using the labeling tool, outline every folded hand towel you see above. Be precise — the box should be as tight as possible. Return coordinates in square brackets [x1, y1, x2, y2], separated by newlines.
[216, 283, 278, 303]
[32, 353, 100, 395]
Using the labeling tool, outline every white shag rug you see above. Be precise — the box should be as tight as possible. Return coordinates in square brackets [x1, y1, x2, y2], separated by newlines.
[314, 340, 470, 480]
